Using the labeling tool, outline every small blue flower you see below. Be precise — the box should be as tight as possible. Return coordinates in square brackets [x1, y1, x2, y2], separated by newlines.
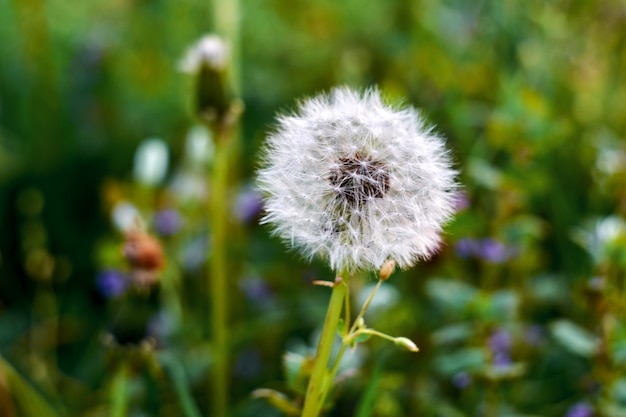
[455, 238, 479, 259]
[96, 270, 128, 298]
[477, 238, 515, 263]
[234, 186, 263, 223]
[452, 372, 472, 389]
[239, 276, 273, 305]
[492, 351, 512, 367]
[565, 402, 594, 417]
[154, 209, 182, 236]
[488, 329, 512, 354]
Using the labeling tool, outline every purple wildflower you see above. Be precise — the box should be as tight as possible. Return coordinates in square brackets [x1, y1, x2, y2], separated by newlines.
[452, 372, 472, 389]
[492, 351, 512, 367]
[234, 186, 263, 223]
[565, 402, 594, 417]
[96, 270, 128, 298]
[488, 329, 512, 353]
[453, 191, 470, 211]
[478, 238, 514, 263]
[239, 276, 273, 305]
[154, 209, 182, 236]
[455, 238, 479, 259]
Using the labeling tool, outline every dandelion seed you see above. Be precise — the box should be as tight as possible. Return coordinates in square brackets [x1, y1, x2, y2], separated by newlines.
[257, 87, 458, 272]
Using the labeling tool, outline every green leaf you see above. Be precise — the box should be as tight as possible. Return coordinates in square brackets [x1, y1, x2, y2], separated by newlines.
[0, 355, 61, 417]
[355, 351, 389, 417]
[431, 323, 474, 346]
[433, 348, 486, 376]
[425, 278, 478, 313]
[252, 389, 300, 416]
[283, 351, 310, 394]
[157, 353, 202, 417]
[550, 320, 599, 357]
[337, 319, 346, 335]
[467, 158, 503, 189]
[354, 333, 372, 343]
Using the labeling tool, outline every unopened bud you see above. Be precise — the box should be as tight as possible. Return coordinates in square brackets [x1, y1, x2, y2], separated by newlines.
[379, 260, 395, 281]
[394, 337, 419, 352]
[179, 35, 233, 127]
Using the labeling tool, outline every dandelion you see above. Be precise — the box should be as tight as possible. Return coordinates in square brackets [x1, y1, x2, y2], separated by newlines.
[256, 87, 458, 417]
[257, 87, 458, 272]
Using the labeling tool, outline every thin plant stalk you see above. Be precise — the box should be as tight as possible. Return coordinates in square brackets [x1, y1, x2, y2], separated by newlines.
[111, 364, 129, 417]
[302, 277, 391, 416]
[209, 0, 240, 414]
[302, 275, 348, 417]
[31, 287, 60, 399]
[212, 0, 240, 93]
[209, 136, 230, 417]
[322, 278, 384, 411]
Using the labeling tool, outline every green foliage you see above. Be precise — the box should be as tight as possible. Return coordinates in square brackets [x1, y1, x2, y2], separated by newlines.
[0, 0, 625, 416]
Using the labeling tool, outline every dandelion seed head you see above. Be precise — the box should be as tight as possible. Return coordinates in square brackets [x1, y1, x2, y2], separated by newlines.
[257, 87, 458, 272]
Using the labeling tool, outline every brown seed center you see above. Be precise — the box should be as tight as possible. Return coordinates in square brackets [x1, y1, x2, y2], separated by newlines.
[329, 152, 389, 206]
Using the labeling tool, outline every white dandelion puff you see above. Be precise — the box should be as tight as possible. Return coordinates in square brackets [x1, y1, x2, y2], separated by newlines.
[257, 87, 458, 272]
[179, 35, 229, 73]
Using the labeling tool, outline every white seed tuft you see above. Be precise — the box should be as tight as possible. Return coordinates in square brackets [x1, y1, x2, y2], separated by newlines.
[257, 87, 458, 272]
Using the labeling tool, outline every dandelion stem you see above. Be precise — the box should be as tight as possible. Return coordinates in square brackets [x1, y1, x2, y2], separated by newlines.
[325, 278, 385, 405]
[302, 275, 348, 417]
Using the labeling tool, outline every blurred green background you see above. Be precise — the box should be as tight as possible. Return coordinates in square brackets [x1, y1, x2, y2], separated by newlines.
[1, 0, 626, 416]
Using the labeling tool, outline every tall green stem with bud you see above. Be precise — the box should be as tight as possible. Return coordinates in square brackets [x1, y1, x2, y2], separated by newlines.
[208, 1, 240, 414]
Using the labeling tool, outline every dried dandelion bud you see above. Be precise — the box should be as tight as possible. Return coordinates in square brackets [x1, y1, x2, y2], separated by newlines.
[379, 260, 395, 281]
[123, 229, 165, 273]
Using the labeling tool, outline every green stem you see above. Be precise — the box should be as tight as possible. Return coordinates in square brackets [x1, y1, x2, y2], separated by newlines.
[212, 0, 240, 94]
[210, 138, 230, 417]
[349, 279, 382, 334]
[111, 364, 129, 417]
[326, 279, 384, 400]
[302, 276, 348, 417]
[159, 353, 202, 417]
[350, 329, 396, 344]
[209, 0, 240, 411]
